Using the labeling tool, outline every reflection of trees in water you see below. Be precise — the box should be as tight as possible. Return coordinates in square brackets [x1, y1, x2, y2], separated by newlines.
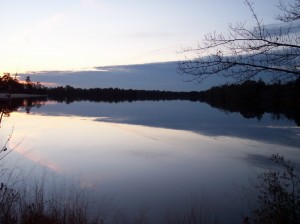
[198, 80, 300, 126]
[0, 98, 47, 161]
[0, 86, 299, 127]
[0, 98, 47, 126]
[0, 98, 298, 223]
[46, 79, 300, 126]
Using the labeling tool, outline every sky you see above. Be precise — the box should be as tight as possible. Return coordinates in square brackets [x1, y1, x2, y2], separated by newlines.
[0, 0, 281, 75]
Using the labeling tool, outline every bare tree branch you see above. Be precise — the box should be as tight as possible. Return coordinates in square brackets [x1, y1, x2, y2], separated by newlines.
[277, 0, 300, 22]
[178, 0, 300, 83]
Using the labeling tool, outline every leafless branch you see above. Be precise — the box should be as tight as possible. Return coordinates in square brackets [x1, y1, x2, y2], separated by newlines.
[178, 0, 300, 83]
[276, 0, 300, 22]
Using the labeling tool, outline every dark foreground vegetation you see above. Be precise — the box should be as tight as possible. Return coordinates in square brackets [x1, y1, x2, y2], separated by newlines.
[243, 154, 300, 224]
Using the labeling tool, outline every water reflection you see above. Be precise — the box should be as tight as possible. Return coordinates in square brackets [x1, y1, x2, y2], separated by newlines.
[1, 113, 262, 223]
[0, 99, 299, 223]
[0, 98, 46, 117]
[1, 98, 299, 149]
[25, 100, 300, 148]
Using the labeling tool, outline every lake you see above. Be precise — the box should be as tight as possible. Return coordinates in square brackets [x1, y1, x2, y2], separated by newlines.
[1, 99, 300, 223]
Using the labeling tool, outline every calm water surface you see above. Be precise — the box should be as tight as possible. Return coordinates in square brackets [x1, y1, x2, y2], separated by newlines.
[2, 100, 300, 223]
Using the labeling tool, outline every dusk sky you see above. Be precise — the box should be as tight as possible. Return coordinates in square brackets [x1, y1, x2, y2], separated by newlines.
[1, 0, 281, 75]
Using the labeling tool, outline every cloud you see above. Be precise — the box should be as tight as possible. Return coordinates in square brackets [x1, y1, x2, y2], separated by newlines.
[265, 20, 300, 36]
[19, 61, 226, 91]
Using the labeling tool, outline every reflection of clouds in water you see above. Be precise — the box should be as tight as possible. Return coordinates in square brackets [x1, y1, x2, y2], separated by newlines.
[14, 146, 62, 173]
[107, 122, 162, 142]
[5, 107, 300, 224]
[95, 117, 130, 123]
[30, 100, 299, 148]
[266, 126, 300, 129]
[242, 153, 300, 172]
[125, 150, 170, 160]
[242, 154, 276, 169]
[27, 101, 300, 150]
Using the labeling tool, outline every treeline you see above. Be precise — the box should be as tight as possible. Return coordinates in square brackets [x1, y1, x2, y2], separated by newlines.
[0, 73, 46, 95]
[46, 85, 203, 103]
[1, 73, 300, 124]
[199, 79, 300, 125]
[0, 73, 202, 102]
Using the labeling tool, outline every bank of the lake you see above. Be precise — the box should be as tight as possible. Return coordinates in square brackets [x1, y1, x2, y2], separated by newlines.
[0, 93, 47, 99]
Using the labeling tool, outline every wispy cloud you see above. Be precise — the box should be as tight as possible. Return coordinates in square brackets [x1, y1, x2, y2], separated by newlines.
[9, 12, 67, 46]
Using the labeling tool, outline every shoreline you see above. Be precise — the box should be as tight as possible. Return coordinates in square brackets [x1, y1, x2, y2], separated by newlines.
[0, 93, 47, 99]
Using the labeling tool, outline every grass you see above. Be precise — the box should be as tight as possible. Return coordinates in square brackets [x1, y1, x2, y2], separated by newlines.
[0, 175, 104, 224]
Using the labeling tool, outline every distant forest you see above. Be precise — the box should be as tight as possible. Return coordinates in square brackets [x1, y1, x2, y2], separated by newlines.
[1, 73, 300, 125]
[200, 79, 300, 125]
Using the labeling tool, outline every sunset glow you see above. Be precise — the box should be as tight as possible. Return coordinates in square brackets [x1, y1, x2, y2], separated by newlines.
[0, 0, 279, 75]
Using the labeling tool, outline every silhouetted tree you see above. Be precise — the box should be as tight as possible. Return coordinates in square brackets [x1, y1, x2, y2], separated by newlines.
[178, 0, 300, 83]
[25, 76, 32, 91]
[244, 154, 300, 224]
